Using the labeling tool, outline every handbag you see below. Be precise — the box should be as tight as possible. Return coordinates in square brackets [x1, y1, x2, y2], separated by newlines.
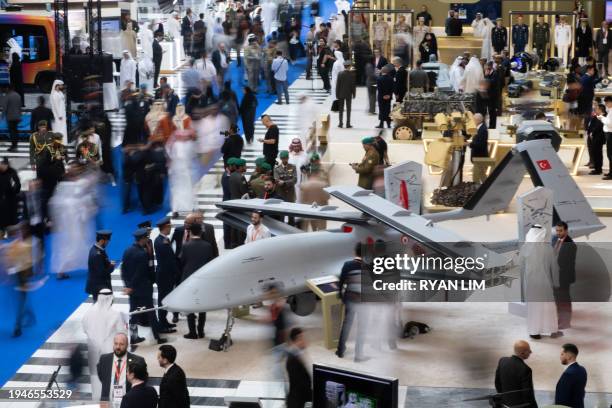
[331, 99, 339, 112]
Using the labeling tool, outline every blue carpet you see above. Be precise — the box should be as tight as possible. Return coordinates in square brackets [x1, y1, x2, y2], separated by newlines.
[0, 18, 320, 385]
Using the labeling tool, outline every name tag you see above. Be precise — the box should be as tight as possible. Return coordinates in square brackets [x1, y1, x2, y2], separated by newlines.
[113, 385, 124, 402]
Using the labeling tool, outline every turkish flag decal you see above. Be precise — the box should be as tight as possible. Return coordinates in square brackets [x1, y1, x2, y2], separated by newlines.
[536, 160, 552, 171]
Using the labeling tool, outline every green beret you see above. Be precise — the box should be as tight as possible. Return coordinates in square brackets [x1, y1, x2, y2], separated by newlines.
[227, 157, 238, 166]
[255, 157, 266, 166]
[310, 152, 320, 161]
[260, 162, 272, 171]
[279, 150, 289, 159]
[362, 137, 375, 145]
[236, 158, 247, 167]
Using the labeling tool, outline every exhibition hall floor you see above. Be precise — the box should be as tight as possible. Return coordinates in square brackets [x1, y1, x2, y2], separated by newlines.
[4, 75, 612, 407]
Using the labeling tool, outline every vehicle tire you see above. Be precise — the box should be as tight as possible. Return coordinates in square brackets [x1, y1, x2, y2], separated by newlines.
[393, 123, 418, 140]
[36, 73, 55, 93]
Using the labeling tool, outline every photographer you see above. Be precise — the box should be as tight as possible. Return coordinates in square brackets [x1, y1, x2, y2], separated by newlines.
[221, 124, 244, 166]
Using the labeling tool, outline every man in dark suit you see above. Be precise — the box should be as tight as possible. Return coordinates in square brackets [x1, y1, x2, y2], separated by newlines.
[181, 9, 194, 56]
[469, 113, 489, 184]
[495, 340, 538, 408]
[587, 104, 606, 175]
[192, 13, 206, 58]
[120, 360, 158, 408]
[180, 223, 215, 339]
[552, 221, 577, 329]
[392, 57, 408, 102]
[97, 333, 146, 402]
[285, 327, 312, 408]
[376, 64, 395, 129]
[154, 217, 179, 329]
[171, 212, 219, 258]
[121, 228, 172, 345]
[153, 33, 163, 89]
[30, 96, 54, 132]
[212, 42, 231, 82]
[157, 345, 190, 408]
[86, 230, 115, 301]
[335, 61, 356, 129]
[595, 21, 611, 76]
[373, 48, 388, 72]
[555, 343, 587, 408]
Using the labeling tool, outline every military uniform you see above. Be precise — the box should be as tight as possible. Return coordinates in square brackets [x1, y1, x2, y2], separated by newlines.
[29, 128, 66, 220]
[354, 148, 380, 189]
[533, 21, 550, 66]
[86, 243, 114, 301]
[512, 23, 529, 53]
[492, 26, 508, 53]
[121, 232, 165, 343]
[250, 175, 267, 198]
[228, 168, 250, 247]
[154, 227, 180, 327]
[273, 163, 297, 202]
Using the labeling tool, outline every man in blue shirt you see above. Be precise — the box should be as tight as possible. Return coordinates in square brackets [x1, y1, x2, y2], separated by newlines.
[271, 50, 290, 105]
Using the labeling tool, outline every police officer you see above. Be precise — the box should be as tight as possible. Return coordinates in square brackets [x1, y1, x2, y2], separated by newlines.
[492, 18, 508, 54]
[29, 120, 66, 221]
[273, 151, 297, 203]
[350, 137, 380, 189]
[137, 220, 155, 283]
[249, 157, 267, 183]
[533, 15, 550, 67]
[121, 228, 173, 345]
[86, 230, 115, 301]
[228, 158, 250, 247]
[154, 217, 180, 329]
[512, 15, 529, 53]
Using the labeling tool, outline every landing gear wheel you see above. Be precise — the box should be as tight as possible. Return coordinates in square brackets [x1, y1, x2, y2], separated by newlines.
[393, 124, 417, 140]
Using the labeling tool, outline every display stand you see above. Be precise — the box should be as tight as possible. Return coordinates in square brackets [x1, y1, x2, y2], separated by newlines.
[348, 9, 414, 66]
[508, 11, 576, 65]
[306, 276, 343, 350]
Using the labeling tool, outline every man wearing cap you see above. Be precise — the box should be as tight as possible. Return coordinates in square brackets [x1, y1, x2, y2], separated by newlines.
[86, 230, 115, 301]
[259, 114, 279, 167]
[274, 151, 297, 203]
[29, 120, 66, 221]
[121, 228, 171, 345]
[512, 15, 529, 53]
[137, 221, 156, 283]
[251, 163, 272, 198]
[335, 60, 356, 129]
[492, 18, 508, 54]
[249, 157, 267, 183]
[533, 15, 550, 67]
[351, 138, 380, 189]
[154, 217, 180, 329]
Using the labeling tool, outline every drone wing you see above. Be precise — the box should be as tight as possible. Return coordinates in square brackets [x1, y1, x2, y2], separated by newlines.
[326, 185, 508, 268]
[216, 198, 370, 224]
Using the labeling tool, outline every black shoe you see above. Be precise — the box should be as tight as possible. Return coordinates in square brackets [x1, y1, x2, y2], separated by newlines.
[172, 315, 179, 323]
[12, 328, 22, 337]
[198, 331, 205, 339]
[589, 170, 602, 175]
[165, 323, 177, 328]
[338, 123, 343, 128]
[550, 331, 564, 338]
[346, 124, 353, 128]
[335, 350, 344, 358]
[529, 334, 542, 339]
[375, 123, 384, 129]
[183, 332, 199, 339]
[131, 337, 145, 344]
[604, 175, 612, 180]
[56, 273, 69, 280]
[157, 338, 168, 344]
[7, 146, 17, 152]
[275, 102, 283, 105]
[158, 328, 177, 334]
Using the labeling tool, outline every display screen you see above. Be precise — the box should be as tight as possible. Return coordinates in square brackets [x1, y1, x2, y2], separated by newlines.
[101, 19, 120, 32]
[449, 1, 502, 23]
[312, 365, 398, 408]
[607, 1, 612, 21]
